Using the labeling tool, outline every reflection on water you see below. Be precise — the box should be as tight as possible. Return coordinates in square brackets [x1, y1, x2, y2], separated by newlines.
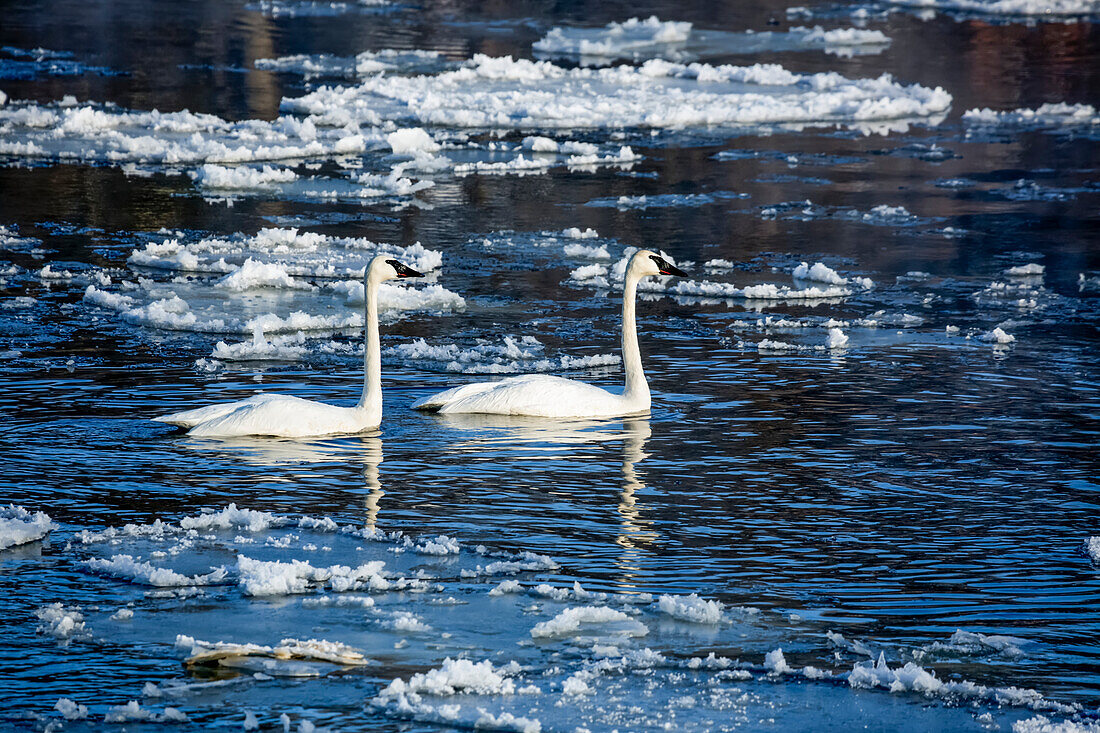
[614, 418, 659, 588]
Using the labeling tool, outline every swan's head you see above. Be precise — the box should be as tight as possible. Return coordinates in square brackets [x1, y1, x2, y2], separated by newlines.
[369, 254, 424, 282]
[631, 249, 689, 279]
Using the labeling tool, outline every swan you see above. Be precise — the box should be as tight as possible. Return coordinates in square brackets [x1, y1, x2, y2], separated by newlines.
[154, 255, 423, 437]
[412, 249, 687, 418]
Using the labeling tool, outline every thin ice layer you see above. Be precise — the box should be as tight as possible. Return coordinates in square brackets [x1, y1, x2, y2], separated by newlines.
[885, 0, 1100, 16]
[534, 17, 891, 65]
[284, 54, 952, 131]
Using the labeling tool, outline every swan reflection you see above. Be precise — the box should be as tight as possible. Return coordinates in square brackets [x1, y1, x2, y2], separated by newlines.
[615, 418, 659, 588]
[182, 432, 385, 529]
[432, 412, 660, 589]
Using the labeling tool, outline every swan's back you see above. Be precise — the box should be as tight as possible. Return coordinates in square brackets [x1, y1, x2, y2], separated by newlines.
[160, 394, 373, 438]
[413, 374, 639, 418]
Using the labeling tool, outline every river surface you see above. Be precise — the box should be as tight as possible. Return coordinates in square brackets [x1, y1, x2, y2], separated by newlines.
[1, 0, 1099, 731]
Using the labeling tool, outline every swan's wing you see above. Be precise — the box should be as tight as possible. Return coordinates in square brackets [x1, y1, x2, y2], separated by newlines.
[153, 394, 275, 428]
[185, 395, 363, 438]
[412, 382, 507, 412]
[431, 375, 629, 418]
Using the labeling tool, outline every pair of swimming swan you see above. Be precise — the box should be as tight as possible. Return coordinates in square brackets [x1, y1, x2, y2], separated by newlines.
[154, 250, 688, 438]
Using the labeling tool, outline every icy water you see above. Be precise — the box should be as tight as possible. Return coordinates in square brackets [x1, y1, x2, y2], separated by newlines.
[2, 0, 1100, 730]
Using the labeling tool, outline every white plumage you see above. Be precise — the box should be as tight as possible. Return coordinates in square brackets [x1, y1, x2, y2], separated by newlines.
[154, 255, 422, 438]
[413, 249, 686, 418]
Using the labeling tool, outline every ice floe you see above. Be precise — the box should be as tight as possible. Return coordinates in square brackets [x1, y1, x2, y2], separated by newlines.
[793, 261, 875, 290]
[80, 228, 461, 337]
[530, 606, 649, 638]
[82, 554, 229, 586]
[285, 54, 952, 132]
[964, 103, 1100, 131]
[104, 701, 189, 723]
[256, 49, 446, 80]
[849, 653, 1079, 714]
[885, 0, 1100, 17]
[533, 16, 891, 66]
[128, 228, 441, 277]
[36, 603, 86, 641]
[54, 698, 89, 721]
[0, 504, 56, 549]
[0, 98, 375, 165]
[656, 593, 724, 624]
[569, 247, 860, 302]
[383, 336, 620, 374]
[178, 634, 370, 668]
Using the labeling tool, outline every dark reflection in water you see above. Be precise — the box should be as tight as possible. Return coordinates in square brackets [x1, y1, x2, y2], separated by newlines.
[1, 0, 1099, 726]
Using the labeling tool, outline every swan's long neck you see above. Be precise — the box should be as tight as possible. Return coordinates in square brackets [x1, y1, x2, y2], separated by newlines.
[621, 272, 650, 403]
[357, 274, 382, 420]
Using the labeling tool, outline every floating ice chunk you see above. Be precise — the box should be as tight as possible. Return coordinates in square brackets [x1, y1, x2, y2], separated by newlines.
[104, 701, 189, 723]
[489, 580, 523, 596]
[180, 503, 286, 532]
[1006, 263, 1045, 276]
[473, 711, 541, 733]
[758, 339, 800, 351]
[387, 128, 439, 155]
[562, 227, 598, 239]
[789, 25, 890, 49]
[286, 54, 952, 132]
[415, 535, 460, 555]
[244, 710, 259, 730]
[374, 658, 516, 703]
[764, 648, 795, 674]
[82, 554, 229, 587]
[964, 103, 1099, 129]
[888, 0, 1100, 17]
[110, 607, 134, 621]
[793, 261, 847, 286]
[921, 629, 1025, 659]
[178, 634, 370, 667]
[522, 136, 560, 152]
[461, 551, 558, 577]
[36, 604, 85, 640]
[256, 49, 443, 79]
[704, 258, 735, 268]
[236, 555, 387, 596]
[386, 612, 431, 632]
[54, 698, 89, 720]
[530, 606, 649, 638]
[0, 504, 56, 549]
[826, 327, 850, 349]
[214, 259, 312, 292]
[533, 16, 692, 59]
[211, 328, 309, 362]
[849, 652, 1078, 713]
[192, 164, 297, 191]
[1013, 716, 1100, 733]
[563, 243, 611, 259]
[982, 327, 1016, 344]
[656, 593, 724, 624]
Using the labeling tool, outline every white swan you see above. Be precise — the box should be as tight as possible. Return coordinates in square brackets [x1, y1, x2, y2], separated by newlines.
[412, 249, 687, 418]
[154, 255, 424, 437]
